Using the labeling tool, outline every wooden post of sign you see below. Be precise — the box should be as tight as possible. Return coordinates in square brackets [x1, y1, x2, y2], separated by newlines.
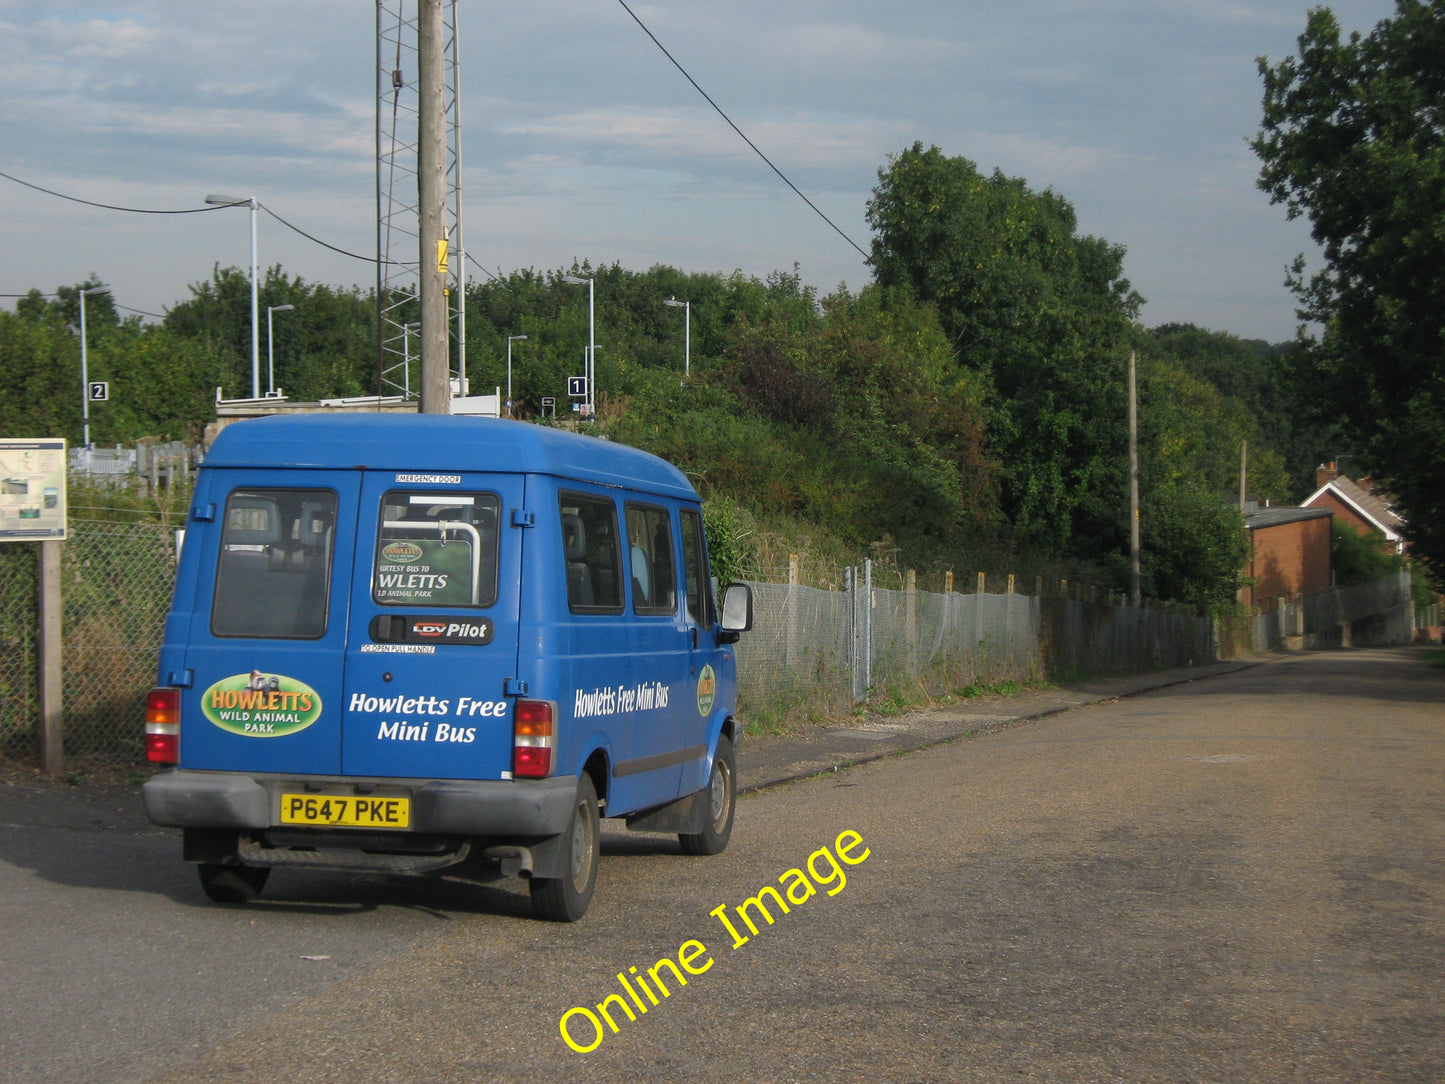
[38, 540, 63, 773]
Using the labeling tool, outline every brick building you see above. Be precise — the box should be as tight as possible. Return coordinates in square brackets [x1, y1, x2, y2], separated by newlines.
[1303, 462, 1406, 555]
[1242, 504, 1333, 609]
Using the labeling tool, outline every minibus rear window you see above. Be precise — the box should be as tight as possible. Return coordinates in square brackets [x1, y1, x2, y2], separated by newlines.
[373, 491, 500, 607]
[211, 488, 337, 639]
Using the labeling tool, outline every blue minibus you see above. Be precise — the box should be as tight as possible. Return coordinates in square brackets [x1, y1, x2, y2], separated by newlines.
[142, 414, 752, 920]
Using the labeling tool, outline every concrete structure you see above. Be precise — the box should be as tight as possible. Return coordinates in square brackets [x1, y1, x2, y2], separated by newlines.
[205, 393, 419, 448]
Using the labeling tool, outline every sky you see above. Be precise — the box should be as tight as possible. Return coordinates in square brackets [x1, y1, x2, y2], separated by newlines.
[0, 0, 1402, 343]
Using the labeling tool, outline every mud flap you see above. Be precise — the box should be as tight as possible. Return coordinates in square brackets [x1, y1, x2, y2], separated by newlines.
[527, 830, 577, 880]
[624, 787, 707, 835]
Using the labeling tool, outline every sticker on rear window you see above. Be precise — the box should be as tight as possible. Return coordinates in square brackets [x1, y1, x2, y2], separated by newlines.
[381, 541, 424, 564]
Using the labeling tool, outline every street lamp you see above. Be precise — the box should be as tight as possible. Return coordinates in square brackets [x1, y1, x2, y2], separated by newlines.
[562, 275, 595, 418]
[663, 296, 691, 378]
[78, 286, 109, 459]
[204, 193, 260, 398]
[507, 334, 528, 417]
[266, 304, 295, 397]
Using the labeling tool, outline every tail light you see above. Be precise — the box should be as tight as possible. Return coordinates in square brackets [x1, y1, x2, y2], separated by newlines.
[146, 687, 180, 764]
[512, 699, 554, 778]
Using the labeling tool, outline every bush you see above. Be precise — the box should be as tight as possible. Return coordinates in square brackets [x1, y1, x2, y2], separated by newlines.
[1331, 521, 1403, 586]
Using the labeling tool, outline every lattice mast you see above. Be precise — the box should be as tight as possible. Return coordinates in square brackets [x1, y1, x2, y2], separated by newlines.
[376, 0, 465, 404]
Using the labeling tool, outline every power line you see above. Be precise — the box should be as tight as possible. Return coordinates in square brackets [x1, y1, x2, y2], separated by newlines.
[465, 251, 503, 284]
[116, 302, 167, 320]
[0, 168, 225, 215]
[1, 289, 164, 320]
[614, 0, 871, 263]
[1, 168, 388, 266]
[259, 203, 377, 263]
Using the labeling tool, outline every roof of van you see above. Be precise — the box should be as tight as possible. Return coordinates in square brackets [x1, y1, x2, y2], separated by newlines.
[203, 415, 699, 500]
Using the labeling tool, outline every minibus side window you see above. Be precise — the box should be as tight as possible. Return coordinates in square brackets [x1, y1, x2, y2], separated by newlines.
[625, 503, 677, 616]
[561, 493, 623, 613]
[681, 508, 715, 629]
[211, 488, 336, 639]
[373, 491, 500, 607]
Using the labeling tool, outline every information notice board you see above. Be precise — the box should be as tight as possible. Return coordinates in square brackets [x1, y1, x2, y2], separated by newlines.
[0, 438, 67, 542]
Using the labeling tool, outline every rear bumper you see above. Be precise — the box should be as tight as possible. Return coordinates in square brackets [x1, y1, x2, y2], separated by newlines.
[142, 768, 578, 838]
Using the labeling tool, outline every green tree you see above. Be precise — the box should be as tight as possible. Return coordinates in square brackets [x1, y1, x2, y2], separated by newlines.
[1136, 346, 1291, 504]
[600, 276, 1001, 567]
[1149, 323, 1270, 414]
[1149, 324, 1344, 498]
[164, 266, 376, 401]
[1254, 0, 1445, 571]
[1330, 520, 1406, 586]
[1139, 483, 1250, 611]
[0, 306, 81, 438]
[866, 142, 1142, 558]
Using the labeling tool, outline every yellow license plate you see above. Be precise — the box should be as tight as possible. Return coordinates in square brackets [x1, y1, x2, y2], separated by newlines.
[279, 793, 410, 829]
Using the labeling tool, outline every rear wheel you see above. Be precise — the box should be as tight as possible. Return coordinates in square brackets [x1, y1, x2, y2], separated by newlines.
[530, 774, 600, 922]
[198, 863, 270, 904]
[680, 734, 735, 856]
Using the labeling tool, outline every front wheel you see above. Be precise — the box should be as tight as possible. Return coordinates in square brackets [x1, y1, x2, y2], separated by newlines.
[530, 774, 600, 922]
[680, 734, 735, 856]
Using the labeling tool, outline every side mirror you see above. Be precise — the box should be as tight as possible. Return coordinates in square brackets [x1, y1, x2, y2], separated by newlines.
[719, 582, 753, 642]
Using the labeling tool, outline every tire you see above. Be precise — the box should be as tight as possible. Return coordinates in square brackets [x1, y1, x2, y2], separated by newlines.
[198, 863, 270, 904]
[680, 734, 735, 856]
[530, 774, 600, 922]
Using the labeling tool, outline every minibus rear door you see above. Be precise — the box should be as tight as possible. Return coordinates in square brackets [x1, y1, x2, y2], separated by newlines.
[339, 473, 525, 780]
[177, 471, 362, 776]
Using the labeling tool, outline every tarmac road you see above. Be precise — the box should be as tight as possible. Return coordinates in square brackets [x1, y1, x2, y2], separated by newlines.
[1, 646, 1442, 1082]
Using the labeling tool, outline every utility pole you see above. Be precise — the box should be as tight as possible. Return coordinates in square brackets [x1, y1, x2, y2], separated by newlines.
[1128, 349, 1141, 607]
[417, 0, 450, 413]
[1239, 441, 1248, 510]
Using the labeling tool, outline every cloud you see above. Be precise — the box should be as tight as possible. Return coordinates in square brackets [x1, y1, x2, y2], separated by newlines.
[500, 104, 893, 178]
[0, 0, 1407, 341]
[964, 132, 1126, 183]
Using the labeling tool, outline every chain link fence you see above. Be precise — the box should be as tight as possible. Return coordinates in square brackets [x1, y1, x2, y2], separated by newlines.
[1299, 570, 1417, 648]
[0, 541, 40, 758]
[1214, 570, 1419, 653]
[0, 523, 1428, 769]
[733, 563, 1216, 726]
[1, 521, 177, 764]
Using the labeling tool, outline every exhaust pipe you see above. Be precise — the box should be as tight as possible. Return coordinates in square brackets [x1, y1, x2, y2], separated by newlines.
[481, 844, 534, 879]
